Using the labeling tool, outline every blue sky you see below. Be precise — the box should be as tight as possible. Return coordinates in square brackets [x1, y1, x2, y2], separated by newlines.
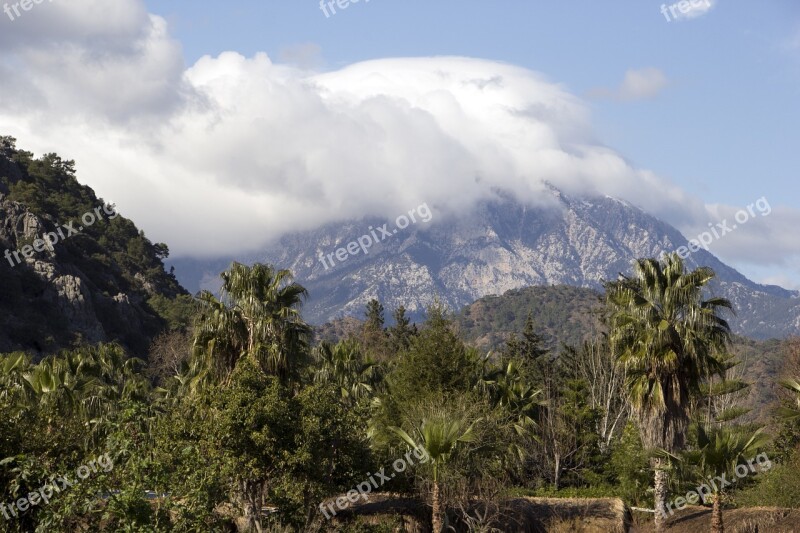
[2, 0, 798, 287]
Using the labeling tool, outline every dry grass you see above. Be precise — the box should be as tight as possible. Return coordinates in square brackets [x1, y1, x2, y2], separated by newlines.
[629, 505, 798, 533]
[330, 495, 629, 532]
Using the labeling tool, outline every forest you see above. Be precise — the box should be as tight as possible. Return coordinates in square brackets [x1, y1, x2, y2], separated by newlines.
[2, 254, 800, 532]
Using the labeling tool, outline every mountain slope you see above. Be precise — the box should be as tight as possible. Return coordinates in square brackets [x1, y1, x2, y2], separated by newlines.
[172, 188, 799, 339]
[0, 137, 191, 357]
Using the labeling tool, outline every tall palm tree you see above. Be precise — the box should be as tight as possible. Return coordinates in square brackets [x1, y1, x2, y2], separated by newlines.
[390, 414, 481, 532]
[606, 253, 732, 532]
[677, 426, 768, 533]
[191, 262, 311, 386]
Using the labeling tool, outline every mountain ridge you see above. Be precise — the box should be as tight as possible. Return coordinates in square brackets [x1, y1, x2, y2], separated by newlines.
[170, 187, 800, 339]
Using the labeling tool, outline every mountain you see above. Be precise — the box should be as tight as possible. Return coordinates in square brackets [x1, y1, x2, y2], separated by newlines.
[0, 137, 192, 357]
[172, 188, 800, 340]
[453, 285, 604, 351]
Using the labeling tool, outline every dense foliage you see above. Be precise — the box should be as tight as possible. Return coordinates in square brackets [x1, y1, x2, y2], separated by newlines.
[2, 253, 800, 531]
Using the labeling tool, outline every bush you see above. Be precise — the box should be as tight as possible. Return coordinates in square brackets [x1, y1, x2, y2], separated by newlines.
[509, 485, 624, 499]
[733, 446, 800, 508]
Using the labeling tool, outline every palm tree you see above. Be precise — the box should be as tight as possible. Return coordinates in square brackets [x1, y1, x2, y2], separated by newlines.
[191, 262, 311, 386]
[607, 253, 733, 531]
[0, 352, 31, 417]
[677, 426, 768, 533]
[390, 414, 481, 532]
[776, 378, 800, 421]
[23, 351, 99, 423]
[313, 340, 383, 403]
[479, 354, 542, 437]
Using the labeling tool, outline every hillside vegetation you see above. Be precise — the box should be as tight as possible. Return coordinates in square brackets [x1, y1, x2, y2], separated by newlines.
[0, 136, 193, 357]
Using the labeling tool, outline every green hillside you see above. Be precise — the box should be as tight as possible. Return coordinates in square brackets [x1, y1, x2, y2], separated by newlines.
[0, 136, 193, 357]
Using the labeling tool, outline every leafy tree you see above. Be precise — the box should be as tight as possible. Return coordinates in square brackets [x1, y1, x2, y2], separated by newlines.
[606, 254, 732, 531]
[608, 422, 651, 505]
[361, 299, 391, 361]
[147, 294, 197, 332]
[158, 358, 370, 531]
[0, 345, 151, 531]
[388, 303, 479, 406]
[519, 313, 549, 363]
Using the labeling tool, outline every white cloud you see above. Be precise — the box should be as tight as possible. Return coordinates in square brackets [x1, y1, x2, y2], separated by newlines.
[0, 0, 797, 281]
[588, 68, 668, 101]
[679, 199, 800, 274]
[758, 274, 800, 291]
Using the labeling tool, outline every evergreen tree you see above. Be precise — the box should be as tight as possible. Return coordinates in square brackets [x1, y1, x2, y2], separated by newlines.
[520, 313, 548, 362]
[361, 299, 390, 360]
[389, 305, 417, 353]
[364, 299, 385, 331]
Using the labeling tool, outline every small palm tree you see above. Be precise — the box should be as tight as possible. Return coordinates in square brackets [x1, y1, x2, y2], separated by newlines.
[313, 340, 383, 404]
[677, 426, 769, 533]
[23, 351, 99, 422]
[0, 352, 31, 416]
[389, 415, 481, 532]
[607, 254, 733, 531]
[776, 378, 800, 421]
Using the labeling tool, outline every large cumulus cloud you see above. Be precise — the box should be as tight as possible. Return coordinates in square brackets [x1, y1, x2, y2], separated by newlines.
[0, 0, 796, 287]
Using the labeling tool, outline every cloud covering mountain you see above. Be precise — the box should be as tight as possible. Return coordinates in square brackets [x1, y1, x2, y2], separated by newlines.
[0, 0, 797, 287]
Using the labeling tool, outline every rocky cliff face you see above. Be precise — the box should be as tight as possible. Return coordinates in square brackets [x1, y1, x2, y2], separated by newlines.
[202, 188, 799, 339]
[0, 145, 186, 358]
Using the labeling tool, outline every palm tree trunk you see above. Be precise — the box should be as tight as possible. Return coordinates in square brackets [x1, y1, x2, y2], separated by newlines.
[653, 466, 668, 532]
[554, 452, 561, 490]
[711, 492, 724, 533]
[432, 480, 442, 532]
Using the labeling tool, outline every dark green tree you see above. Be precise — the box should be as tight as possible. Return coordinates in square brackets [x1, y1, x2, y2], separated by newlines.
[388, 305, 417, 353]
[364, 299, 385, 331]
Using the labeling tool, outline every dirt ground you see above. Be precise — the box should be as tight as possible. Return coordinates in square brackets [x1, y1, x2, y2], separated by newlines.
[329, 495, 629, 532]
[629, 505, 800, 533]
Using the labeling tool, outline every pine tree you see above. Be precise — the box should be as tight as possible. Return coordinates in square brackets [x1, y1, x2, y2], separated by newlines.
[520, 313, 548, 362]
[389, 305, 416, 353]
[361, 299, 390, 360]
[364, 299, 385, 331]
